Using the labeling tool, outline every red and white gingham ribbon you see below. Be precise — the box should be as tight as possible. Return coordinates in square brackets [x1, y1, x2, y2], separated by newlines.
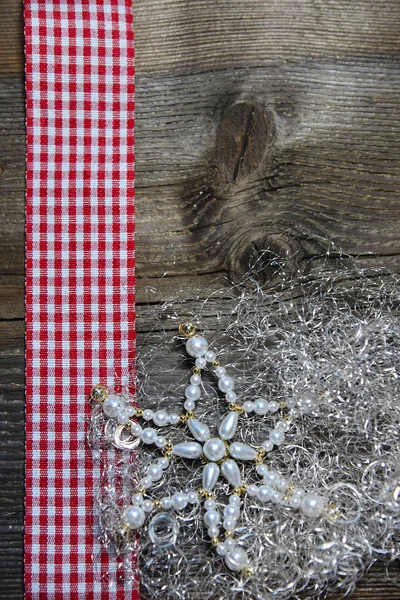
[24, 1, 136, 597]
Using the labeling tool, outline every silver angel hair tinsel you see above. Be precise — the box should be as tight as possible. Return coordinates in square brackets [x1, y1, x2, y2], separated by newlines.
[88, 247, 400, 599]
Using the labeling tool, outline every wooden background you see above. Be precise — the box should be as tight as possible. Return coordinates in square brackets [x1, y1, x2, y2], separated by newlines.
[0, 0, 400, 597]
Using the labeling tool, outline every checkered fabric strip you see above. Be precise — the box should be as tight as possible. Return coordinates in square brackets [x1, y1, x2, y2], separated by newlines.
[24, 1, 137, 598]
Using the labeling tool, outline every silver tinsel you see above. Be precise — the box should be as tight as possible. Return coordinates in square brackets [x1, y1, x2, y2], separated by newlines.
[88, 248, 400, 599]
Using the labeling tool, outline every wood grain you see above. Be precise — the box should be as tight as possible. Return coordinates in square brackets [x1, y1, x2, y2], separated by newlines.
[1, 0, 400, 597]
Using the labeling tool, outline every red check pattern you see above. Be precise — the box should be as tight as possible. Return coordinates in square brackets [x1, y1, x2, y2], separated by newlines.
[24, 1, 137, 597]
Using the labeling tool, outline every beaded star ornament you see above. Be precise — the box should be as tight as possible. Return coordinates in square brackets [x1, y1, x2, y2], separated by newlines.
[91, 321, 332, 577]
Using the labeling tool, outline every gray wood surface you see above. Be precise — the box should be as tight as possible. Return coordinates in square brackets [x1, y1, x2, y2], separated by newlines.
[0, 0, 400, 597]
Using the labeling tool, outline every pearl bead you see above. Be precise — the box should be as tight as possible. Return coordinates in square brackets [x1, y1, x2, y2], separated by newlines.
[271, 490, 283, 503]
[173, 441, 203, 459]
[269, 429, 285, 446]
[185, 384, 201, 402]
[204, 499, 216, 511]
[215, 366, 226, 378]
[268, 401, 279, 413]
[155, 436, 166, 448]
[132, 493, 143, 505]
[276, 477, 288, 491]
[300, 494, 324, 518]
[225, 391, 237, 403]
[158, 457, 170, 469]
[153, 410, 169, 426]
[216, 543, 227, 556]
[223, 504, 239, 519]
[187, 491, 199, 504]
[229, 442, 257, 461]
[141, 428, 157, 444]
[117, 408, 130, 424]
[147, 464, 163, 481]
[184, 399, 195, 411]
[219, 411, 238, 440]
[261, 440, 274, 452]
[123, 505, 145, 529]
[205, 350, 216, 362]
[254, 399, 268, 415]
[172, 493, 188, 510]
[256, 464, 269, 477]
[139, 476, 152, 489]
[243, 401, 254, 413]
[225, 548, 249, 572]
[103, 395, 121, 418]
[221, 459, 242, 488]
[218, 375, 235, 393]
[258, 485, 273, 503]
[169, 412, 180, 425]
[229, 494, 240, 505]
[290, 495, 302, 509]
[190, 374, 201, 386]
[195, 357, 206, 369]
[143, 499, 154, 512]
[131, 422, 143, 436]
[223, 518, 235, 531]
[203, 438, 227, 462]
[208, 526, 220, 538]
[264, 471, 278, 486]
[204, 510, 221, 527]
[225, 538, 236, 551]
[202, 462, 220, 491]
[188, 418, 211, 442]
[161, 496, 173, 510]
[247, 484, 258, 497]
[186, 335, 208, 358]
[276, 419, 291, 432]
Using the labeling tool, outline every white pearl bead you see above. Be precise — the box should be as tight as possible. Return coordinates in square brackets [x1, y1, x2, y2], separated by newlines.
[229, 494, 240, 505]
[143, 499, 153, 512]
[229, 442, 257, 461]
[155, 436, 166, 448]
[186, 335, 208, 358]
[223, 518, 235, 531]
[204, 510, 220, 527]
[185, 384, 201, 402]
[256, 464, 269, 477]
[225, 391, 237, 403]
[225, 539, 236, 551]
[215, 366, 226, 378]
[139, 476, 152, 489]
[158, 457, 170, 469]
[276, 477, 288, 491]
[169, 412, 180, 425]
[224, 548, 249, 572]
[208, 526, 220, 538]
[276, 419, 291, 432]
[205, 350, 216, 362]
[173, 493, 188, 510]
[243, 401, 254, 413]
[221, 459, 242, 488]
[184, 399, 195, 411]
[268, 401, 279, 413]
[203, 438, 227, 462]
[140, 428, 157, 444]
[130, 422, 143, 436]
[173, 441, 203, 459]
[261, 440, 274, 452]
[195, 357, 206, 369]
[289, 495, 302, 508]
[153, 410, 169, 426]
[103, 395, 121, 418]
[216, 543, 227, 556]
[123, 505, 145, 529]
[223, 504, 239, 519]
[300, 494, 324, 518]
[204, 499, 216, 511]
[247, 484, 258, 497]
[132, 493, 143, 505]
[219, 411, 238, 440]
[143, 409, 154, 421]
[161, 497, 173, 510]
[264, 471, 278, 486]
[188, 418, 211, 442]
[147, 464, 163, 481]
[271, 490, 283, 503]
[253, 399, 268, 415]
[269, 429, 285, 446]
[202, 462, 220, 491]
[116, 408, 129, 424]
[218, 375, 235, 393]
[258, 485, 273, 503]
[190, 374, 201, 386]
[187, 491, 199, 504]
